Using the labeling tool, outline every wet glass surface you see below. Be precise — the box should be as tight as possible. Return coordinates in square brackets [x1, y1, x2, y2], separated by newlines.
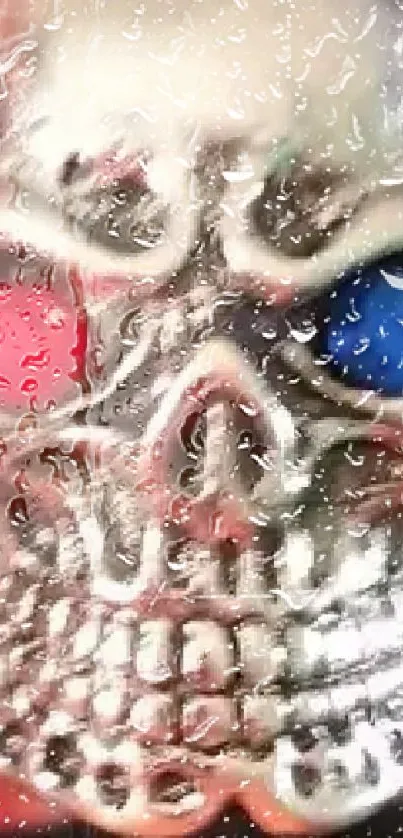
[2, 1, 403, 836]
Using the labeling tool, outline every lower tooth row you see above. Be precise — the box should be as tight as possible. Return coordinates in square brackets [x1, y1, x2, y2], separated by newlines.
[2, 661, 403, 798]
[15, 715, 403, 822]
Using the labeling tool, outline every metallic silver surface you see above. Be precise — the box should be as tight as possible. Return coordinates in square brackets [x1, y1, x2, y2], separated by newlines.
[1, 0, 403, 833]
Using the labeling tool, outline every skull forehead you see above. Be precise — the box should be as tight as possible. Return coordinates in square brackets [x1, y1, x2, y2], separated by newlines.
[23, 0, 386, 172]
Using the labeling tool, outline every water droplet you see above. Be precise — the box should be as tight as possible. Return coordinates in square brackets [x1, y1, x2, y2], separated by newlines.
[346, 302, 362, 323]
[120, 308, 144, 347]
[122, 25, 143, 42]
[44, 15, 65, 31]
[344, 448, 365, 467]
[0, 283, 12, 301]
[236, 397, 259, 418]
[20, 349, 51, 372]
[289, 324, 318, 344]
[347, 520, 371, 538]
[21, 378, 38, 395]
[42, 306, 66, 330]
[381, 268, 403, 292]
[227, 106, 245, 121]
[8, 496, 29, 527]
[353, 337, 370, 355]
[262, 327, 277, 340]
[167, 549, 189, 573]
[223, 167, 254, 183]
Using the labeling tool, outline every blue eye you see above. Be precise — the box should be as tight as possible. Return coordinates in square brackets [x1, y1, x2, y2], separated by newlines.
[319, 255, 403, 397]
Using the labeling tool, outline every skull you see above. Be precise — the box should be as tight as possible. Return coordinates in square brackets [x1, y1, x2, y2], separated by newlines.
[0, 0, 403, 835]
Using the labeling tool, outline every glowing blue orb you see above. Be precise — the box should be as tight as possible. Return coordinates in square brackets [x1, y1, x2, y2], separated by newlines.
[323, 256, 403, 396]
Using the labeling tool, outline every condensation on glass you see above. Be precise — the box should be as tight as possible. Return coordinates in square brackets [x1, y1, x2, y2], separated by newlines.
[0, 0, 402, 836]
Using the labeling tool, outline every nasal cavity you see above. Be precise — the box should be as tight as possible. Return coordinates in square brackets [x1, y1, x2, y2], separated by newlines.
[60, 153, 82, 187]
[96, 762, 130, 810]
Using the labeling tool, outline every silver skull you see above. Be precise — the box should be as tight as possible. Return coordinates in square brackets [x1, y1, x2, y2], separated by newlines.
[0, 0, 402, 834]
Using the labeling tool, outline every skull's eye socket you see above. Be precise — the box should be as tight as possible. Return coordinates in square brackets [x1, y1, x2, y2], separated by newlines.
[220, 145, 366, 276]
[248, 160, 361, 260]
[43, 733, 82, 789]
[12, 141, 196, 277]
[64, 160, 169, 257]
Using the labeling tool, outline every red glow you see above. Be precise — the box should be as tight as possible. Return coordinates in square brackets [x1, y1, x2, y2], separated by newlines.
[0, 274, 85, 414]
